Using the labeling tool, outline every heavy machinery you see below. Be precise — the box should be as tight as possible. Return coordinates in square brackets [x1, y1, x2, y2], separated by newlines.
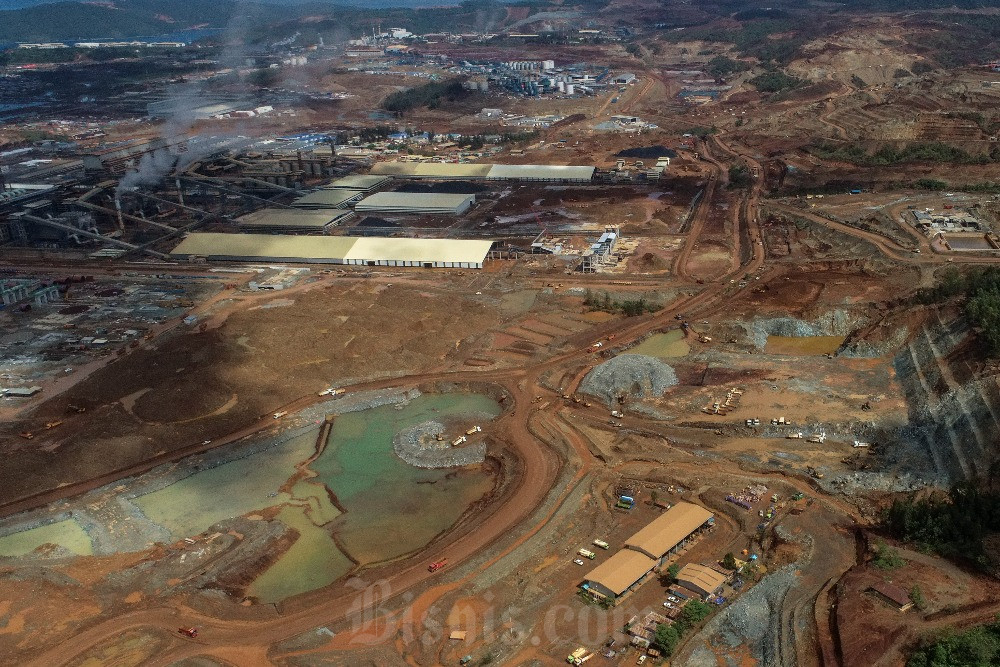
[178, 627, 198, 638]
[428, 559, 448, 573]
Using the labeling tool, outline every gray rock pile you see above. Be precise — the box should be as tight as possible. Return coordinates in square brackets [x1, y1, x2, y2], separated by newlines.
[580, 354, 678, 406]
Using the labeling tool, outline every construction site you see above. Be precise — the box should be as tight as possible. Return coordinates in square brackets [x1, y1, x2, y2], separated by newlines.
[4, 3, 1000, 667]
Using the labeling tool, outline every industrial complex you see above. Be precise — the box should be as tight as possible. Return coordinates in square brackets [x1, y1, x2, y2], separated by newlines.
[4, 2, 1000, 666]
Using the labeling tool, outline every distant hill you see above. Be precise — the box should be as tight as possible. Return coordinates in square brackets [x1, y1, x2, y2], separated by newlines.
[0, 0, 467, 43]
[0, 0, 257, 42]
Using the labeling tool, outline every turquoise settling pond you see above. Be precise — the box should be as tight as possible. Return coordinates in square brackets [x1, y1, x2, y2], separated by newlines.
[0, 393, 501, 604]
[249, 392, 500, 602]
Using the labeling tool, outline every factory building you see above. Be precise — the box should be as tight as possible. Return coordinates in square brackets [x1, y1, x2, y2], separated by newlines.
[613, 72, 637, 85]
[320, 174, 392, 193]
[353, 192, 475, 215]
[235, 209, 354, 233]
[170, 233, 493, 269]
[369, 162, 495, 179]
[369, 162, 595, 183]
[0, 279, 60, 307]
[581, 225, 620, 272]
[485, 164, 595, 182]
[291, 189, 365, 210]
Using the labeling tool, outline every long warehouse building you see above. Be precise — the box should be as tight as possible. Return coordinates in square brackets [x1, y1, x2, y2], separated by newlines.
[370, 162, 595, 182]
[170, 232, 493, 268]
[581, 502, 714, 604]
[235, 208, 354, 233]
[354, 192, 475, 215]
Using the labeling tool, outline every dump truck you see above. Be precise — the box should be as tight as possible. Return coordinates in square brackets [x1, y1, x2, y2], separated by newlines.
[428, 559, 448, 572]
[577, 549, 596, 560]
[567, 647, 589, 664]
[178, 627, 198, 638]
[593, 539, 610, 550]
[465, 425, 482, 435]
[273, 411, 288, 419]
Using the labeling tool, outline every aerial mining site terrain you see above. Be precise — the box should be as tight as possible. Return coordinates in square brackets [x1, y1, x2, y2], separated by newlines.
[2, 0, 1000, 665]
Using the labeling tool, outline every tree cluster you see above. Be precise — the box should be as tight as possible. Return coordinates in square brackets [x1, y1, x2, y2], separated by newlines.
[811, 141, 1000, 166]
[884, 482, 1000, 568]
[583, 290, 660, 317]
[651, 600, 714, 656]
[381, 79, 470, 113]
[907, 619, 1000, 667]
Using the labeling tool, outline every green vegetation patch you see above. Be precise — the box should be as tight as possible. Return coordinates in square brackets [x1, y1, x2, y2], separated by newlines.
[381, 78, 472, 113]
[884, 483, 1000, 568]
[810, 141, 999, 166]
[749, 71, 801, 93]
[583, 290, 660, 317]
[907, 619, 1000, 667]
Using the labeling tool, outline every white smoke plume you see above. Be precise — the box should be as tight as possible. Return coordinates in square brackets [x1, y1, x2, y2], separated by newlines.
[116, 1, 263, 196]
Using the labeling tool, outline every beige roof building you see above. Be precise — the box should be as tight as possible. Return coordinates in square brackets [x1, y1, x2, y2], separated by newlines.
[235, 208, 353, 233]
[583, 550, 658, 599]
[370, 162, 494, 179]
[486, 164, 595, 181]
[354, 192, 475, 215]
[321, 174, 391, 192]
[345, 237, 492, 266]
[170, 233, 493, 268]
[625, 502, 713, 560]
[291, 189, 365, 209]
[368, 162, 595, 182]
[675, 563, 728, 598]
[171, 233, 359, 262]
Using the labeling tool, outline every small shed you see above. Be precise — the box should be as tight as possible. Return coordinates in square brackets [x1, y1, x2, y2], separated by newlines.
[867, 582, 914, 612]
[449, 630, 468, 641]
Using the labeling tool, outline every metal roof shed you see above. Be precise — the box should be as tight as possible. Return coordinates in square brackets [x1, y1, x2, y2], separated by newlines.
[369, 162, 494, 179]
[236, 209, 354, 233]
[486, 164, 595, 182]
[170, 233, 359, 263]
[344, 237, 493, 268]
[675, 563, 728, 598]
[291, 189, 365, 209]
[354, 192, 475, 215]
[583, 549, 658, 600]
[321, 174, 392, 192]
[625, 502, 713, 560]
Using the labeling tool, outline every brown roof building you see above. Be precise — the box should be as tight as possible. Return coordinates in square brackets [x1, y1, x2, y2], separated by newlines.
[675, 563, 729, 598]
[582, 502, 714, 604]
[625, 502, 714, 561]
[867, 582, 914, 612]
[582, 550, 658, 600]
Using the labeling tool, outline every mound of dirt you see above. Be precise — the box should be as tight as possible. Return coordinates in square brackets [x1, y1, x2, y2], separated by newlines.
[580, 354, 678, 406]
[615, 145, 678, 159]
[634, 252, 670, 271]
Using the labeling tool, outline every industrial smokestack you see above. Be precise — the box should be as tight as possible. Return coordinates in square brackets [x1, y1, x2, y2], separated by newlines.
[176, 177, 185, 207]
[113, 195, 125, 232]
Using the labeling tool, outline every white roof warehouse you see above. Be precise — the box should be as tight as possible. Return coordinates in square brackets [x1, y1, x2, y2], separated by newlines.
[354, 192, 475, 215]
[370, 162, 596, 182]
[170, 233, 494, 269]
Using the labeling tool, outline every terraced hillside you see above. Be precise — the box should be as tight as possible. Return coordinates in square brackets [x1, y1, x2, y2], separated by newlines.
[894, 309, 1000, 483]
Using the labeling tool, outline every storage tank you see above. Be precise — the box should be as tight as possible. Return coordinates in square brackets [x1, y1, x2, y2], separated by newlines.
[566, 84, 575, 95]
